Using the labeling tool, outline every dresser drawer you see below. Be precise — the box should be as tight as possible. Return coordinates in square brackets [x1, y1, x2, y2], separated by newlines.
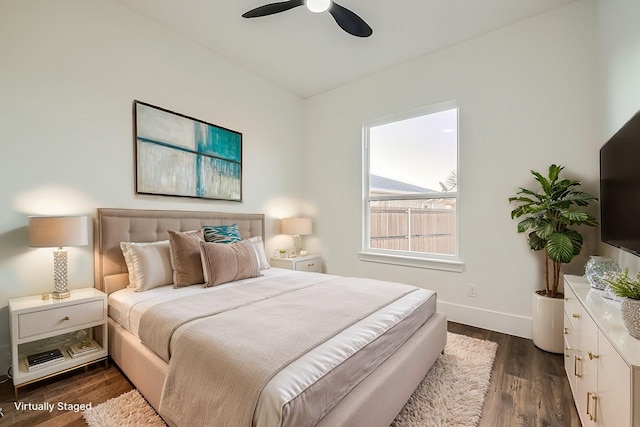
[18, 300, 104, 339]
[564, 285, 580, 331]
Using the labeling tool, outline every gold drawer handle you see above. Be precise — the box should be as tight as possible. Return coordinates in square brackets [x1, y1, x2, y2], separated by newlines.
[574, 356, 582, 378]
[62, 316, 69, 321]
[572, 313, 580, 318]
[587, 391, 598, 421]
[588, 352, 599, 360]
[564, 328, 569, 335]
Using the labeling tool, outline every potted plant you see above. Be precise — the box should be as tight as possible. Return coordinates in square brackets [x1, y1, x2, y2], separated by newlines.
[606, 269, 640, 339]
[509, 164, 598, 353]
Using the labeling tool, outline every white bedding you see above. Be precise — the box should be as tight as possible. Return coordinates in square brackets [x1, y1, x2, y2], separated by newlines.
[108, 268, 437, 427]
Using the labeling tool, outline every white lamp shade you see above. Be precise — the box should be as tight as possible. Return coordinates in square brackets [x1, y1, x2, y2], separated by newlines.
[28, 216, 88, 247]
[281, 217, 312, 236]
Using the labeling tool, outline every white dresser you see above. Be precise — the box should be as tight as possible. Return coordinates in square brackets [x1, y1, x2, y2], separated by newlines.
[564, 274, 640, 426]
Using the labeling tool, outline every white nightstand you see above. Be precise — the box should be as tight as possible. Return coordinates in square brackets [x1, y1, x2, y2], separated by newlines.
[9, 288, 108, 399]
[270, 254, 323, 273]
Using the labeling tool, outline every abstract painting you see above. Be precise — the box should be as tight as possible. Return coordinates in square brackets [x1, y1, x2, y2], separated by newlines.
[134, 101, 242, 201]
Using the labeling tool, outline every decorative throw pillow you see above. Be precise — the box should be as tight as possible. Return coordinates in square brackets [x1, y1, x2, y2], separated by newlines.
[203, 224, 242, 244]
[199, 240, 261, 287]
[168, 229, 205, 287]
[246, 236, 270, 270]
[120, 240, 173, 291]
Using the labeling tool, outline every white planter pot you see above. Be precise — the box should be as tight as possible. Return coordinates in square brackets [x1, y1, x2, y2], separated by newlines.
[531, 291, 564, 354]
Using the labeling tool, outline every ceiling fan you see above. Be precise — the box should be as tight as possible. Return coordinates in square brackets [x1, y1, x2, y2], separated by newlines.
[242, 0, 373, 38]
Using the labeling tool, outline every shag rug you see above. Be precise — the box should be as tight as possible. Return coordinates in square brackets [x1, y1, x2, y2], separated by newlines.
[391, 332, 498, 427]
[83, 333, 497, 427]
[83, 390, 165, 427]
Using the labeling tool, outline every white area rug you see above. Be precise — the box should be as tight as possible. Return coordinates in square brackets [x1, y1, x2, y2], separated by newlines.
[392, 332, 498, 427]
[83, 390, 165, 427]
[84, 333, 497, 427]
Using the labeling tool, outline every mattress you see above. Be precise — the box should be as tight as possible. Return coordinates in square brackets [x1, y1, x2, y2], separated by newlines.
[108, 268, 437, 427]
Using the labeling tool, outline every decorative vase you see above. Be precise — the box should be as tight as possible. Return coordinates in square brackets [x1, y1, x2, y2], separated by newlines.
[621, 298, 640, 339]
[585, 256, 621, 290]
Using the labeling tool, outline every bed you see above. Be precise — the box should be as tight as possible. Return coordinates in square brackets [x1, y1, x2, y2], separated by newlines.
[94, 208, 447, 427]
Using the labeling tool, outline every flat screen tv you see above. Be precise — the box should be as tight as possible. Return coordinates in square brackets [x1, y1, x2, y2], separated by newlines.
[600, 110, 640, 256]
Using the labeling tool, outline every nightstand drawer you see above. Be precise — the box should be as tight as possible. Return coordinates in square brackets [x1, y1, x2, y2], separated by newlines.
[270, 254, 323, 272]
[18, 300, 104, 339]
[296, 260, 322, 272]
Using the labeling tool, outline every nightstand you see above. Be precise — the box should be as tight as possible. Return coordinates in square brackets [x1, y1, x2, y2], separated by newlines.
[270, 254, 323, 272]
[9, 288, 108, 399]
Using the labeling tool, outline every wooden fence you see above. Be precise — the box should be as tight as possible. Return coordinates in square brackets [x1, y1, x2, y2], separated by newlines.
[369, 207, 456, 255]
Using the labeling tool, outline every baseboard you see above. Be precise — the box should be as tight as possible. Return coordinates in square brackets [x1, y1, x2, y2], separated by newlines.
[438, 300, 532, 339]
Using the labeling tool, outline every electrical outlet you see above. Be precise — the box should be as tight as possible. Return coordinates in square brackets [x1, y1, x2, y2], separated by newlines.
[468, 284, 477, 297]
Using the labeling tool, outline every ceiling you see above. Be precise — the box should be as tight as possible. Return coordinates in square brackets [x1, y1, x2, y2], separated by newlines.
[114, 0, 578, 99]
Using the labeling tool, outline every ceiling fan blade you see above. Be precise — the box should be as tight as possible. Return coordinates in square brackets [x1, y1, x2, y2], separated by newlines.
[242, 0, 304, 18]
[328, 2, 373, 37]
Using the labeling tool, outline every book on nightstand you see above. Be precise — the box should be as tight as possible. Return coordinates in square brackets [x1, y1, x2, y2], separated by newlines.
[67, 340, 99, 358]
[26, 349, 65, 371]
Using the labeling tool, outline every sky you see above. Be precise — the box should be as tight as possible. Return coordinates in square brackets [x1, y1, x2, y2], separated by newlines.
[369, 107, 458, 191]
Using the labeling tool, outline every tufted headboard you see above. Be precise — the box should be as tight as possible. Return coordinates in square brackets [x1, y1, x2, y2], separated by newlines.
[94, 208, 265, 293]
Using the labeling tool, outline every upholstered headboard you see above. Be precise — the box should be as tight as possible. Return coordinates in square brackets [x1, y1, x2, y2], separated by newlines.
[94, 208, 265, 293]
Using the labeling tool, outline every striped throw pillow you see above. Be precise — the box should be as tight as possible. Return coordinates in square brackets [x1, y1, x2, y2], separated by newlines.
[203, 224, 242, 244]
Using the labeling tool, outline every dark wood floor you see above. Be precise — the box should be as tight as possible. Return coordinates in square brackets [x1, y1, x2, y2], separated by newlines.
[448, 322, 580, 427]
[0, 322, 579, 426]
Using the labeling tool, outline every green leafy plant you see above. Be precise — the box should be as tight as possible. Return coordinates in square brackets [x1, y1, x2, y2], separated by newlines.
[606, 268, 640, 300]
[509, 164, 598, 298]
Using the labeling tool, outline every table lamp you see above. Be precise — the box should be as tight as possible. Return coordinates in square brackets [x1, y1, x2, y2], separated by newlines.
[28, 216, 88, 299]
[281, 217, 312, 257]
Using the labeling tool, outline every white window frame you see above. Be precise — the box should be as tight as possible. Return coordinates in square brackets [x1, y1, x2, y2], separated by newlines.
[359, 101, 464, 272]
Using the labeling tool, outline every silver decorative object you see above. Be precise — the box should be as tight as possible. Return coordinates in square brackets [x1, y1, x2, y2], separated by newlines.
[621, 298, 640, 339]
[585, 256, 621, 290]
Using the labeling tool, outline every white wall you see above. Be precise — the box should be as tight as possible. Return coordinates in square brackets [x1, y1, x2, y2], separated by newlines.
[0, 0, 304, 375]
[302, 0, 600, 338]
[596, 0, 640, 270]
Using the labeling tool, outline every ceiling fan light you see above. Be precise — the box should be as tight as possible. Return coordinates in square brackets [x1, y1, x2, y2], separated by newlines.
[306, 0, 331, 13]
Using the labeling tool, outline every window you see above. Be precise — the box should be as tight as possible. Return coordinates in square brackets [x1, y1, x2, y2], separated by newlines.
[361, 103, 462, 271]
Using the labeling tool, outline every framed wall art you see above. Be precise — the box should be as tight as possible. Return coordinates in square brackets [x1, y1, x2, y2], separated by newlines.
[134, 100, 242, 201]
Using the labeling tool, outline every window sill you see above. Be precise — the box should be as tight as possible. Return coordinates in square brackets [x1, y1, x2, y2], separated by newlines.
[358, 251, 465, 272]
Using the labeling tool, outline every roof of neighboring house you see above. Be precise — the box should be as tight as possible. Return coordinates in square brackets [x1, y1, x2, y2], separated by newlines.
[370, 174, 434, 194]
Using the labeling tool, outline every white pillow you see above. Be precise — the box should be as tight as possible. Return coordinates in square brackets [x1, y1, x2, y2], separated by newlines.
[246, 236, 271, 270]
[120, 240, 173, 291]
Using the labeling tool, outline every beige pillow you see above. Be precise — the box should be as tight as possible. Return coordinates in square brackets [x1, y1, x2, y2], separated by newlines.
[120, 240, 173, 291]
[199, 240, 261, 287]
[168, 229, 205, 287]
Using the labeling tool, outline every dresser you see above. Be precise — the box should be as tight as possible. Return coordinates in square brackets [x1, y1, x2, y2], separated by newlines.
[9, 288, 108, 399]
[564, 274, 640, 426]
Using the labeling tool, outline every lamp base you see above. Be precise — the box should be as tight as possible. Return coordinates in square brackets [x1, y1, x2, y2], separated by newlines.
[291, 235, 303, 257]
[53, 248, 70, 299]
[52, 290, 70, 299]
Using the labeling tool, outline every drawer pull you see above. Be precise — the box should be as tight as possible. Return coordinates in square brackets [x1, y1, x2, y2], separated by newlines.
[62, 316, 69, 321]
[586, 391, 598, 421]
[572, 313, 580, 318]
[563, 328, 569, 335]
[588, 351, 599, 360]
[574, 356, 582, 378]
